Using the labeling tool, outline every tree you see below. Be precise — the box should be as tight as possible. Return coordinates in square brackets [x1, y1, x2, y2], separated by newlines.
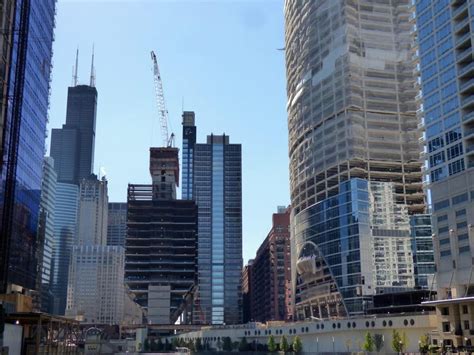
[216, 338, 222, 351]
[268, 335, 277, 352]
[374, 334, 384, 352]
[362, 332, 375, 352]
[171, 337, 179, 350]
[239, 337, 249, 352]
[232, 341, 240, 350]
[143, 339, 149, 351]
[391, 330, 407, 353]
[164, 339, 171, 351]
[195, 338, 203, 352]
[280, 336, 289, 352]
[223, 337, 233, 351]
[292, 336, 303, 354]
[418, 334, 429, 354]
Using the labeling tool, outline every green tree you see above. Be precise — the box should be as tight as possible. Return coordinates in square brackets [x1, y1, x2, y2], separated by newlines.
[223, 337, 233, 351]
[362, 332, 375, 352]
[292, 336, 303, 354]
[418, 334, 429, 354]
[373, 334, 384, 352]
[391, 330, 407, 353]
[268, 335, 277, 352]
[143, 338, 149, 351]
[238, 337, 249, 352]
[195, 338, 203, 352]
[280, 336, 289, 352]
[150, 338, 158, 351]
[171, 337, 179, 350]
[233, 341, 239, 350]
[164, 339, 171, 351]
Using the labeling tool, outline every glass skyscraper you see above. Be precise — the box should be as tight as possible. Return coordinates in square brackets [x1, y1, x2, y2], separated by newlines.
[193, 134, 242, 325]
[415, 0, 474, 348]
[292, 179, 415, 319]
[107, 202, 127, 247]
[182, 111, 196, 200]
[0, 0, 56, 293]
[52, 183, 79, 315]
[50, 84, 98, 185]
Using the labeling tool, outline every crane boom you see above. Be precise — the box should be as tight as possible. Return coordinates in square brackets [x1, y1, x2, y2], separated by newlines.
[151, 51, 174, 147]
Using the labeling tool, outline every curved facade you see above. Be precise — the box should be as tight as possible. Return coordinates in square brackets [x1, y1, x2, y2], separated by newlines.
[292, 179, 415, 320]
[284, 0, 424, 216]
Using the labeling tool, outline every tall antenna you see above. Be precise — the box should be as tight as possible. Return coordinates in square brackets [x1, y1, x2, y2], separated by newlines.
[90, 44, 96, 87]
[73, 48, 79, 86]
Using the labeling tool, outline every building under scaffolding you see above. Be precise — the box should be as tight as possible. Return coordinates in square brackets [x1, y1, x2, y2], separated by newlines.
[125, 148, 197, 325]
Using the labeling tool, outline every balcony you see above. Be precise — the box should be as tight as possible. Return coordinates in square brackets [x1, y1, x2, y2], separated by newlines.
[466, 144, 474, 155]
[459, 61, 474, 78]
[465, 127, 474, 138]
[464, 111, 474, 123]
[460, 78, 474, 93]
[454, 17, 470, 34]
[461, 95, 474, 109]
[456, 47, 473, 63]
[455, 32, 472, 48]
[453, 2, 468, 20]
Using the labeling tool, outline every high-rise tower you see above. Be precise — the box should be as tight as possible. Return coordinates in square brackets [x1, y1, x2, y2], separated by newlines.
[284, 0, 425, 318]
[0, 0, 56, 294]
[193, 134, 242, 325]
[50, 52, 97, 185]
[182, 111, 196, 200]
[414, 0, 474, 348]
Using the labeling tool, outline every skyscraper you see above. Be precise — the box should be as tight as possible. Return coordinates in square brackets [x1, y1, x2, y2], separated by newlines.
[182, 111, 196, 200]
[76, 175, 108, 246]
[285, 0, 424, 216]
[38, 157, 57, 312]
[193, 134, 242, 325]
[0, 0, 56, 294]
[52, 183, 79, 315]
[414, 0, 474, 348]
[126, 148, 197, 324]
[284, 0, 425, 319]
[107, 202, 127, 247]
[50, 54, 97, 185]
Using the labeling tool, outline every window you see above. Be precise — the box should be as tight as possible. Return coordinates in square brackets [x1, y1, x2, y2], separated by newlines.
[465, 320, 470, 330]
[430, 151, 445, 167]
[443, 97, 458, 114]
[452, 193, 468, 205]
[440, 66, 456, 85]
[442, 322, 450, 332]
[433, 199, 450, 211]
[427, 122, 443, 138]
[429, 136, 444, 152]
[457, 221, 468, 230]
[444, 112, 460, 129]
[463, 305, 469, 314]
[425, 106, 441, 124]
[459, 245, 470, 254]
[440, 249, 451, 257]
[447, 143, 463, 161]
[439, 238, 450, 245]
[448, 159, 465, 175]
[456, 209, 466, 217]
[446, 128, 462, 144]
[423, 77, 438, 95]
[442, 307, 450, 315]
[458, 233, 469, 242]
[431, 167, 446, 182]
[437, 214, 448, 222]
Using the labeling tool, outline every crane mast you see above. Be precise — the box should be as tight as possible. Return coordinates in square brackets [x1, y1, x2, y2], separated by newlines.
[151, 51, 174, 147]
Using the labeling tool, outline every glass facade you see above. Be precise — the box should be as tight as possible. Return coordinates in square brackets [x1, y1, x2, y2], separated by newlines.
[410, 214, 435, 289]
[292, 179, 415, 319]
[0, 0, 56, 292]
[52, 183, 79, 315]
[193, 135, 242, 325]
[107, 202, 127, 247]
[181, 111, 196, 200]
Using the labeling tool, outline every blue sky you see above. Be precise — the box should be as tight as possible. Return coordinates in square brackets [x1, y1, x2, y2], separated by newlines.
[48, 0, 289, 262]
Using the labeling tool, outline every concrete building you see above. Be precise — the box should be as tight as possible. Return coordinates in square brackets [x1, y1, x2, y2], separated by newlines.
[37, 157, 57, 312]
[66, 245, 129, 324]
[414, 0, 474, 349]
[52, 183, 79, 315]
[50, 82, 98, 185]
[76, 175, 108, 246]
[284, 0, 424, 217]
[0, 0, 56, 295]
[248, 207, 292, 323]
[242, 261, 253, 324]
[170, 313, 438, 353]
[125, 148, 197, 324]
[192, 134, 242, 325]
[181, 111, 196, 200]
[292, 179, 416, 320]
[107, 202, 127, 247]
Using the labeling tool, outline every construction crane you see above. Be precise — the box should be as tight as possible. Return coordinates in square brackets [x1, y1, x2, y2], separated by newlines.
[151, 50, 174, 147]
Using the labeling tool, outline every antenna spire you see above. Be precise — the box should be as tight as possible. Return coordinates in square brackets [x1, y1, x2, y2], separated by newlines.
[73, 48, 79, 86]
[90, 44, 96, 87]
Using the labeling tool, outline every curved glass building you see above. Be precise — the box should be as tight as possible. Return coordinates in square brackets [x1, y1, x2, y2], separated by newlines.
[285, 0, 425, 319]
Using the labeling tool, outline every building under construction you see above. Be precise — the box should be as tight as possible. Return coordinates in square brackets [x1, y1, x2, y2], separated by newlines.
[125, 148, 197, 325]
